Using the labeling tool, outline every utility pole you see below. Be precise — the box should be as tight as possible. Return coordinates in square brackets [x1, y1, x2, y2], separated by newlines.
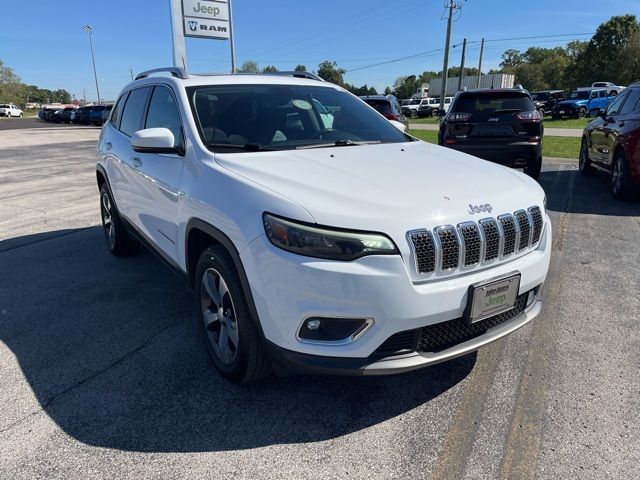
[83, 88, 86, 105]
[228, 0, 237, 73]
[457, 38, 467, 91]
[440, 1, 460, 110]
[82, 25, 101, 105]
[130, 69, 134, 82]
[476, 37, 485, 88]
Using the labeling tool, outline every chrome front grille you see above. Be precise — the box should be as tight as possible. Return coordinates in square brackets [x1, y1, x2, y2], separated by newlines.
[499, 214, 517, 256]
[409, 205, 544, 276]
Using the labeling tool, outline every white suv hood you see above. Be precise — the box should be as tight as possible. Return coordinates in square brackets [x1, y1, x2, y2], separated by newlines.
[215, 141, 545, 231]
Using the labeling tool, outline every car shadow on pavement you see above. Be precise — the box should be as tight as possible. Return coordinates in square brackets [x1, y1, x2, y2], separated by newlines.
[0, 226, 475, 453]
[539, 168, 640, 216]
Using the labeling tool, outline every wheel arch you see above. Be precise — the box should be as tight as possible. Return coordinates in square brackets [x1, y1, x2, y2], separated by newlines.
[185, 218, 264, 336]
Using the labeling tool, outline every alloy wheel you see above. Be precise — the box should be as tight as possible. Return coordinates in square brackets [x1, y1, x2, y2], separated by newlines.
[101, 193, 115, 248]
[200, 268, 239, 365]
[612, 157, 623, 194]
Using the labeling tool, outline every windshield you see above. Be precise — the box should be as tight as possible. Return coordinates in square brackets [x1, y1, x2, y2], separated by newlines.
[410, 99, 420, 105]
[451, 92, 534, 119]
[0, 105, 9, 108]
[569, 91, 590, 100]
[531, 92, 549, 101]
[188, 84, 409, 152]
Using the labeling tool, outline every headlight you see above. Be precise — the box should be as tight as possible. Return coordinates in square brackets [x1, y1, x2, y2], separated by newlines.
[263, 213, 399, 261]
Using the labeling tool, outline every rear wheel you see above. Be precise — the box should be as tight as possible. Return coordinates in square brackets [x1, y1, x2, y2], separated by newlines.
[195, 246, 270, 383]
[610, 151, 636, 200]
[524, 155, 542, 179]
[579, 137, 597, 176]
[99, 184, 138, 256]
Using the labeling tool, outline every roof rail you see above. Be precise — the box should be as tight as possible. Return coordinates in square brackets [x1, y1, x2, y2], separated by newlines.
[259, 71, 324, 81]
[135, 67, 189, 81]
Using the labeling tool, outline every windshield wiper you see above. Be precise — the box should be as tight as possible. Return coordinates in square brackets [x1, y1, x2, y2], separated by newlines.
[207, 143, 276, 152]
[296, 140, 381, 150]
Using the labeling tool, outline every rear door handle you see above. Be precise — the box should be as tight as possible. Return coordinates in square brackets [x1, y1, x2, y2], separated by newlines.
[131, 157, 142, 168]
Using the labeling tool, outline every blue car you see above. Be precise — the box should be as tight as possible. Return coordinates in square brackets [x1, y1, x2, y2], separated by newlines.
[552, 88, 613, 119]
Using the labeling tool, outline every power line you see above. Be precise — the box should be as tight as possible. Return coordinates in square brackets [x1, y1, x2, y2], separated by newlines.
[346, 31, 595, 73]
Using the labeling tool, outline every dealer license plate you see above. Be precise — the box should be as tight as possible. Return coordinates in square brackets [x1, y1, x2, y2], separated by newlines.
[465, 274, 521, 324]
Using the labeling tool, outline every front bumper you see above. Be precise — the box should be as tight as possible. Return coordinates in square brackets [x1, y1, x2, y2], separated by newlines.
[445, 142, 541, 166]
[267, 295, 542, 376]
[240, 216, 552, 375]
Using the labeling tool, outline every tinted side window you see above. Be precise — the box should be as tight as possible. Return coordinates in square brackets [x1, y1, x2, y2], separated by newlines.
[619, 89, 640, 115]
[120, 87, 151, 136]
[606, 90, 629, 116]
[110, 93, 128, 128]
[145, 86, 183, 148]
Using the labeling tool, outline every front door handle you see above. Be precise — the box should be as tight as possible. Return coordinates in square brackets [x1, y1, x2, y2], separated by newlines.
[131, 157, 142, 168]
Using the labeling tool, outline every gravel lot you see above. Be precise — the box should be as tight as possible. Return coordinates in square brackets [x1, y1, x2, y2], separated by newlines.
[0, 122, 638, 479]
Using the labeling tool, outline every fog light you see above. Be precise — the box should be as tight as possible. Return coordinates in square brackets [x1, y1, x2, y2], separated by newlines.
[527, 290, 536, 307]
[306, 319, 321, 330]
[298, 317, 373, 343]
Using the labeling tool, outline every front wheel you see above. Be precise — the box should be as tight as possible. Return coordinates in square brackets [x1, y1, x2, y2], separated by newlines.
[195, 246, 270, 383]
[611, 151, 637, 200]
[524, 155, 542, 179]
[99, 184, 138, 256]
[577, 107, 587, 119]
[431, 108, 439, 118]
[579, 137, 597, 176]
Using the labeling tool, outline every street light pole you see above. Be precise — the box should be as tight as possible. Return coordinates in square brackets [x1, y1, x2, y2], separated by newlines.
[83, 25, 101, 105]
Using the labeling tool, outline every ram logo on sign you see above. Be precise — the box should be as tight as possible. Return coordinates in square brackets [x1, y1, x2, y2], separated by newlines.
[183, 17, 230, 39]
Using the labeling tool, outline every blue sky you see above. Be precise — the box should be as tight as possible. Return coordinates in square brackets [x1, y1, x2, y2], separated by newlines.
[1, 0, 637, 101]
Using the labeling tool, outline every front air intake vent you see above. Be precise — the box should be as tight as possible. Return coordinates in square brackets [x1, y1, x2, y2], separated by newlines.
[409, 206, 544, 276]
[436, 227, 460, 270]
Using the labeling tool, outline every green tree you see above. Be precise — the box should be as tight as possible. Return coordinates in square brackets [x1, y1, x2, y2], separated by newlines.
[294, 64, 307, 72]
[238, 60, 259, 73]
[384, 86, 392, 95]
[262, 65, 278, 73]
[574, 15, 640, 85]
[500, 49, 524, 68]
[316, 61, 346, 86]
[392, 75, 419, 99]
[0, 59, 21, 84]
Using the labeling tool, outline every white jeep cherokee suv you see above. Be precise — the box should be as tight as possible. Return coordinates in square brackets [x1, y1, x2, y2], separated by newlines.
[0, 103, 23, 117]
[96, 68, 552, 383]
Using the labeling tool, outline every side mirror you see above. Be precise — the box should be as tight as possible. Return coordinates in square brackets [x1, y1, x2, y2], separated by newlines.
[131, 128, 182, 155]
[389, 120, 407, 132]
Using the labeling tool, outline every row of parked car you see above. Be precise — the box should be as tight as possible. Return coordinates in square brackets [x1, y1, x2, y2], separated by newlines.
[38, 105, 113, 126]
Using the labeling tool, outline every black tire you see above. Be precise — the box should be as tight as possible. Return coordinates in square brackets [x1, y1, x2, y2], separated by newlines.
[577, 107, 587, 119]
[579, 137, 597, 176]
[409, 110, 418, 119]
[610, 150, 637, 200]
[538, 108, 545, 117]
[431, 108, 439, 118]
[524, 155, 542, 179]
[99, 184, 138, 256]
[195, 246, 270, 383]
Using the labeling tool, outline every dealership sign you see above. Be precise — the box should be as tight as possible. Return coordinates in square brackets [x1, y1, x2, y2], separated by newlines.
[183, 0, 230, 39]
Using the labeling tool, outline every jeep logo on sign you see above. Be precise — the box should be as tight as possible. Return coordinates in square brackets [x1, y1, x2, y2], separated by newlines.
[468, 203, 493, 214]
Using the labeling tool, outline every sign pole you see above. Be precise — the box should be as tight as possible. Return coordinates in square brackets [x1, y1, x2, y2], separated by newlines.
[170, 0, 187, 69]
[228, 0, 236, 73]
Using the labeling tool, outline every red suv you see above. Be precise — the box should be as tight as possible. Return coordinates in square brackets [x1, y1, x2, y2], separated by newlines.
[580, 82, 640, 199]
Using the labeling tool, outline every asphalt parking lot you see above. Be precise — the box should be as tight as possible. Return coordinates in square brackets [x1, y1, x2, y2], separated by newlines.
[0, 121, 638, 479]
